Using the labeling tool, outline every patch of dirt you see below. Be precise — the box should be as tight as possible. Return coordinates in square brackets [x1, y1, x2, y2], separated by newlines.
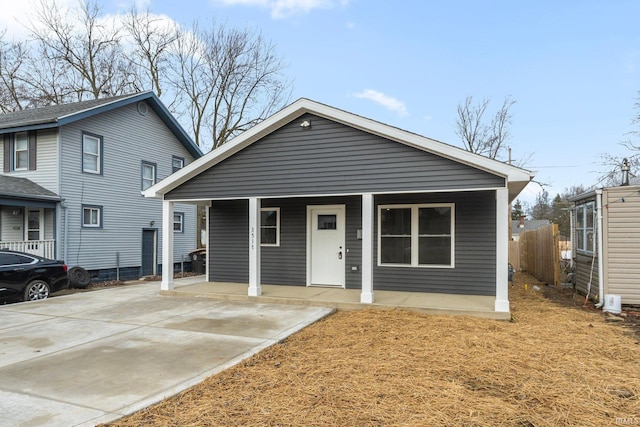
[102, 272, 640, 427]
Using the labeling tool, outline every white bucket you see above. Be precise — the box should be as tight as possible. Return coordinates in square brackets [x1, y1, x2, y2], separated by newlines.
[603, 294, 622, 314]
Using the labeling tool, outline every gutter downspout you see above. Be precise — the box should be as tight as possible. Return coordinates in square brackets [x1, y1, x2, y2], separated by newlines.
[61, 199, 69, 265]
[595, 190, 604, 308]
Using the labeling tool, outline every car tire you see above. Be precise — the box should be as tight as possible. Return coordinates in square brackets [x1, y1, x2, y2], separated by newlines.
[68, 266, 91, 289]
[24, 280, 50, 301]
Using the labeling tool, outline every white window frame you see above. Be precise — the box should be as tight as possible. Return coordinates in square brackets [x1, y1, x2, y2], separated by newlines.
[575, 202, 595, 254]
[173, 212, 184, 233]
[378, 203, 455, 268]
[260, 207, 280, 247]
[82, 133, 102, 174]
[141, 161, 157, 190]
[172, 156, 185, 173]
[14, 132, 28, 171]
[82, 205, 102, 228]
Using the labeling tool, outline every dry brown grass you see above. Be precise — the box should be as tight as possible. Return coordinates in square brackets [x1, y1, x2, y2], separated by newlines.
[104, 273, 639, 426]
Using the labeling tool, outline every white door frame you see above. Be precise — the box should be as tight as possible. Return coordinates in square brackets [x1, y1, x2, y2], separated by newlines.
[306, 204, 346, 288]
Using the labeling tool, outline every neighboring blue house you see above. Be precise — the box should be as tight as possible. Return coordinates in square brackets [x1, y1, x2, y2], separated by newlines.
[145, 98, 534, 316]
[0, 92, 202, 280]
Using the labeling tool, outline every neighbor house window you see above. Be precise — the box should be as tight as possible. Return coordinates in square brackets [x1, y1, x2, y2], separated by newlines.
[3, 131, 36, 172]
[575, 202, 595, 253]
[82, 133, 102, 174]
[172, 156, 185, 173]
[82, 205, 102, 228]
[379, 204, 454, 267]
[261, 208, 280, 246]
[173, 212, 184, 232]
[14, 132, 29, 170]
[141, 161, 157, 190]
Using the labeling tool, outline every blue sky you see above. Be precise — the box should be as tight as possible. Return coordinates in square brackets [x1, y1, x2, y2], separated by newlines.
[3, 0, 640, 206]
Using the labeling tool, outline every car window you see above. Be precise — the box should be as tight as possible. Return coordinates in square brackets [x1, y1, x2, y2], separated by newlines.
[0, 253, 36, 266]
[0, 254, 22, 265]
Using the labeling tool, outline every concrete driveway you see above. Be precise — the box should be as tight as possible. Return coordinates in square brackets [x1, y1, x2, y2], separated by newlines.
[0, 278, 333, 427]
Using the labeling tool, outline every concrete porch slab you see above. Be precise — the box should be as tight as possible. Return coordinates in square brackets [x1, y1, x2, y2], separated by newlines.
[162, 281, 510, 320]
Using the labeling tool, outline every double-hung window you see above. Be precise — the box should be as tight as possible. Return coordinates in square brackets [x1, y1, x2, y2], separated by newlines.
[379, 204, 454, 267]
[3, 131, 36, 172]
[172, 156, 184, 173]
[260, 208, 280, 246]
[173, 212, 184, 232]
[82, 133, 102, 174]
[575, 202, 595, 253]
[141, 161, 157, 190]
[14, 132, 29, 170]
[82, 205, 102, 228]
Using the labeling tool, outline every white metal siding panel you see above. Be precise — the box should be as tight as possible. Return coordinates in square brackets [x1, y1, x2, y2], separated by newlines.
[44, 209, 54, 240]
[604, 186, 640, 304]
[58, 102, 197, 271]
[0, 208, 24, 240]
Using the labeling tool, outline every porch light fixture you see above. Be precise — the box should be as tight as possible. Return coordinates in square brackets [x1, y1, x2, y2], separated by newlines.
[12, 208, 22, 216]
[300, 120, 311, 129]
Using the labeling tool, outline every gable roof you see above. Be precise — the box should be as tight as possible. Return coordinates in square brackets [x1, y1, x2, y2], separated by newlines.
[0, 92, 202, 159]
[511, 219, 551, 235]
[0, 175, 60, 201]
[144, 98, 535, 201]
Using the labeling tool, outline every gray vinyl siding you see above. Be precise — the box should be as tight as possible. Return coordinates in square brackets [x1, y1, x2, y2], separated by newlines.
[1, 129, 59, 193]
[0, 208, 23, 241]
[574, 253, 599, 298]
[210, 196, 362, 287]
[167, 114, 504, 200]
[209, 192, 495, 296]
[58, 101, 197, 271]
[374, 191, 497, 295]
[209, 200, 249, 283]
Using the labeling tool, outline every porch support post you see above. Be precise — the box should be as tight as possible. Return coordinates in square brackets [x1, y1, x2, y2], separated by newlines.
[161, 199, 174, 291]
[248, 197, 262, 296]
[361, 193, 374, 303]
[495, 187, 509, 312]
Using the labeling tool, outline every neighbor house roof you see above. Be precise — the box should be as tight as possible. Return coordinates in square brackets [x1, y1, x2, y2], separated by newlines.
[0, 92, 202, 159]
[0, 175, 60, 201]
[144, 98, 535, 201]
[511, 219, 550, 237]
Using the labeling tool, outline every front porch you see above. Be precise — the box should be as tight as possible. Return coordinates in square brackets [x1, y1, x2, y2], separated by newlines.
[0, 239, 56, 258]
[161, 280, 509, 320]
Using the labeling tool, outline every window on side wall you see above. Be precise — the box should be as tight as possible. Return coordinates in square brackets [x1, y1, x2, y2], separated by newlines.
[141, 161, 157, 190]
[379, 204, 454, 268]
[82, 205, 102, 228]
[172, 156, 185, 173]
[4, 131, 36, 172]
[14, 132, 29, 170]
[575, 202, 594, 254]
[260, 208, 280, 246]
[82, 133, 102, 174]
[173, 212, 184, 233]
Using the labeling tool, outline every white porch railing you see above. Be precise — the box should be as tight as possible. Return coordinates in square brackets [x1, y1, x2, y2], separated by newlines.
[0, 240, 56, 259]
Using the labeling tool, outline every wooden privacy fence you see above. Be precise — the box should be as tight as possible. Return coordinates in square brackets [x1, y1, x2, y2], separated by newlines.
[511, 223, 561, 287]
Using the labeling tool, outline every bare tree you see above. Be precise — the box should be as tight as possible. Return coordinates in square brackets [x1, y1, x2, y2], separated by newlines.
[28, 0, 133, 100]
[169, 22, 291, 150]
[597, 90, 640, 186]
[0, 34, 31, 112]
[455, 95, 516, 160]
[124, 7, 179, 98]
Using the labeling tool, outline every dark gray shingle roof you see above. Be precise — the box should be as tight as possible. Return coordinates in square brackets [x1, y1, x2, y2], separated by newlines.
[0, 175, 60, 201]
[0, 94, 135, 130]
[511, 219, 551, 236]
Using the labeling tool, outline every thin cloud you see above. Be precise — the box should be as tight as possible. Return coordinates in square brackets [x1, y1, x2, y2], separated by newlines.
[217, 0, 350, 19]
[353, 89, 408, 116]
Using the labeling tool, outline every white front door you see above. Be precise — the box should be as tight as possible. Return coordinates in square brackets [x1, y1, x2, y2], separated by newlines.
[307, 205, 345, 287]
